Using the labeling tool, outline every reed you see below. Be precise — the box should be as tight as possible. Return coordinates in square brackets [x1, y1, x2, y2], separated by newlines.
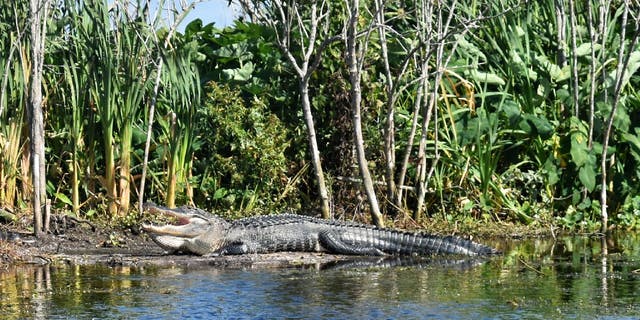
[0, 1, 29, 210]
[49, 0, 199, 215]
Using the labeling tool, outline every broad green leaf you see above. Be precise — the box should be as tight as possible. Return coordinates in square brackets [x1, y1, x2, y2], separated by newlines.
[510, 50, 538, 80]
[544, 157, 560, 186]
[213, 42, 253, 62]
[502, 100, 521, 126]
[518, 114, 554, 138]
[455, 34, 486, 61]
[528, 114, 554, 138]
[579, 165, 596, 192]
[613, 99, 631, 132]
[222, 61, 254, 81]
[569, 116, 588, 136]
[575, 43, 601, 57]
[618, 51, 640, 89]
[213, 188, 227, 200]
[556, 88, 571, 102]
[605, 51, 640, 89]
[570, 133, 589, 167]
[469, 70, 505, 86]
[184, 19, 203, 36]
[621, 131, 640, 163]
[55, 192, 73, 206]
[535, 55, 570, 82]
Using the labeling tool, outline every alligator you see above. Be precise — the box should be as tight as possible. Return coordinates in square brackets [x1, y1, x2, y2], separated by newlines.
[141, 203, 500, 257]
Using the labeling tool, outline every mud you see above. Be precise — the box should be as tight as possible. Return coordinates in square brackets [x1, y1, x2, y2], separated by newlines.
[1, 211, 516, 270]
[0, 214, 358, 270]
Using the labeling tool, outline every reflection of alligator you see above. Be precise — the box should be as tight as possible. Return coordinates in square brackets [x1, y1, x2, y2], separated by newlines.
[319, 255, 491, 271]
[142, 203, 500, 257]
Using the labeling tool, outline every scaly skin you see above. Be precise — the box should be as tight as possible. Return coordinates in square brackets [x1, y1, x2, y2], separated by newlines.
[142, 203, 500, 256]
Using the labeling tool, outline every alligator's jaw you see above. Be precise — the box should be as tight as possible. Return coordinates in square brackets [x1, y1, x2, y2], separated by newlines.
[142, 202, 214, 253]
[142, 222, 211, 254]
[142, 222, 209, 238]
[142, 223, 226, 255]
[145, 234, 191, 253]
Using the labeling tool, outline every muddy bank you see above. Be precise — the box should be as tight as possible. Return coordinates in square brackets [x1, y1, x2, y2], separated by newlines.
[0, 215, 365, 269]
[53, 251, 357, 269]
[0, 212, 508, 270]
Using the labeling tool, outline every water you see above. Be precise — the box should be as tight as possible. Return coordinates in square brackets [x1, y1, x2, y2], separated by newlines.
[1, 234, 639, 319]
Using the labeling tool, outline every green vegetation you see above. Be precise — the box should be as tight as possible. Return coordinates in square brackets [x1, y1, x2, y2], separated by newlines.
[1, 0, 639, 233]
[193, 82, 293, 217]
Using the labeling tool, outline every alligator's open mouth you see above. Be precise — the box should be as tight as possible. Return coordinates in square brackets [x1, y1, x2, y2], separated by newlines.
[142, 202, 212, 239]
[141, 203, 223, 255]
[143, 203, 191, 224]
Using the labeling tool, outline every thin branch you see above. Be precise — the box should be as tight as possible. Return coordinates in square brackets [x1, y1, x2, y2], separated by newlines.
[599, 0, 640, 233]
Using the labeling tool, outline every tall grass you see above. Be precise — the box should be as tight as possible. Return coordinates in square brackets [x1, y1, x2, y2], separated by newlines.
[158, 50, 200, 207]
[0, 1, 29, 211]
[2, 0, 638, 231]
[57, 3, 91, 215]
[28, 0, 200, 217]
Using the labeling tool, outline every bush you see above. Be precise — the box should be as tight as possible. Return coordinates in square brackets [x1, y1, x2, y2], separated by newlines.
[192, 82, 295, 216]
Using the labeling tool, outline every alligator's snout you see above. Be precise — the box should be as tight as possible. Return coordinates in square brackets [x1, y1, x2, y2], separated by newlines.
[141, 203, 227, 255]
[142, 202, 213, 238]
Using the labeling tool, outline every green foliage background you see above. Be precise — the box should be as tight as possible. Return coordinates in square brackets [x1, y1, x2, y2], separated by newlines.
[1, 0, 639, 231]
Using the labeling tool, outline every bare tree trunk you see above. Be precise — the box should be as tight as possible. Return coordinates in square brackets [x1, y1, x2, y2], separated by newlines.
[586, 0, 598, 149]
[139, 57, 161, 212]
[414, 0, 463, 220]
[345, 0, 384, 227]
[29, 0, 49, 236]
[568, 0, 579, 117]
[238, 0, 335, 218]
[600, 0, 639, 234]
[375, 0, 396, 209]
[555, 0, 567, 67]
[414, 80, 437, 220]
[374, 0, 424, 216]
[397, 0, 433, 213]
[414, 1, 447, 220]
[300, 80, 331, 218]
[395, 77, 425, 210]
[555, 0, 567, 115]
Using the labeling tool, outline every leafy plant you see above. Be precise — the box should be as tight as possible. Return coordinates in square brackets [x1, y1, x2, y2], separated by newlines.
[193, 82, 292, 216]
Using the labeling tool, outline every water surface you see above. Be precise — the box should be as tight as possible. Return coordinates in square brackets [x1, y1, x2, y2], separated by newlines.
[1, 233, 639, 319]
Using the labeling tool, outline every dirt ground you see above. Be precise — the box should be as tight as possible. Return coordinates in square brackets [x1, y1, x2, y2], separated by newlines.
[0, 214, 381, 270]
[0, 211, 531, 270]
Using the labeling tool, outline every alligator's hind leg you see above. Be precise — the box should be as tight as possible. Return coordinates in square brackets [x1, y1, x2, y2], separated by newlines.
[319, 231, 386, 256]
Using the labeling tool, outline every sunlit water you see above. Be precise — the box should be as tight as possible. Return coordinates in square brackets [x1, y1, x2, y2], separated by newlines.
[1, 234, 639, 319]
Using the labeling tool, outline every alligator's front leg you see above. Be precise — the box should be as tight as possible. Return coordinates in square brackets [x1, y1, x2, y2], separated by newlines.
[211, 241, 250, 255]
[319, 231, 386, 256]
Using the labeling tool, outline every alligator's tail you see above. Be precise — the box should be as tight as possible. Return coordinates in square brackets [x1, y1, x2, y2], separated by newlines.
[387, 230, 499, 256]
[340, 226, 500, 256]
[413, 233, 500, 256]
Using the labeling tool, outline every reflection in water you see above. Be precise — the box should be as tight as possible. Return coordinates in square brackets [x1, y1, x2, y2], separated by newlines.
[0, 233, 639, 319]
[33, 265, 49, 320]
[0, 264, 52, 320]
[602, 236, 609, 309]
[0, 264, 161, 319]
